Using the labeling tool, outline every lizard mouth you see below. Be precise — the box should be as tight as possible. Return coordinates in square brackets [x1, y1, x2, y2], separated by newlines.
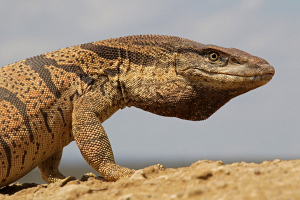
[194, 69, 274, 78]
[180, 64, 275, 84]
[225, 64, 275, 78]
[190, 63, 275, 79]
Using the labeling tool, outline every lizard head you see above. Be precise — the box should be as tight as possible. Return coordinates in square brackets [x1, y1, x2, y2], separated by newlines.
[175, 44, 275, 91]
[170, 42, 275, 120]
[119, 35, 275, 121]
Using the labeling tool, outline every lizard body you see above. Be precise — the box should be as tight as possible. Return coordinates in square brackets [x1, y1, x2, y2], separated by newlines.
[0, 35, 274, 187]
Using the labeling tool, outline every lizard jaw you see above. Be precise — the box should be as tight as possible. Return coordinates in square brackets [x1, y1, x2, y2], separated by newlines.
[181, 62, 275, 83]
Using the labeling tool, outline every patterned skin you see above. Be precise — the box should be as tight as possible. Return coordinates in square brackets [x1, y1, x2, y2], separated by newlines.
[0, 35, 274, 187]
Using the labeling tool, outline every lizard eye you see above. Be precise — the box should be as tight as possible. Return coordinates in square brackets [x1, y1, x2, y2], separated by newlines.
[208, 52, 220, 62]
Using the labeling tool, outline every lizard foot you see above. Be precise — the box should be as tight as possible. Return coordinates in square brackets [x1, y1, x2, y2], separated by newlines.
[142, 164, 164, 175]
[80, 172, 97, 181]
[129, 164, 164, 180]
[57, 176, 77, 186]
[46, 176, 77, 187]
[99, 163, 135, 181]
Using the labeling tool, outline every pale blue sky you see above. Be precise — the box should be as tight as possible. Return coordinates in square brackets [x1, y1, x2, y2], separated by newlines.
[0, 0, 299, 170]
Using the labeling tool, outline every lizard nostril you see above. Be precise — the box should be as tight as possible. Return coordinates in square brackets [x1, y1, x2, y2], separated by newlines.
[260, 64, 275, 76]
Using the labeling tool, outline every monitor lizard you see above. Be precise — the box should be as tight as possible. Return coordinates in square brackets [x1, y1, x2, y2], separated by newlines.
[0, 35, 275, 187]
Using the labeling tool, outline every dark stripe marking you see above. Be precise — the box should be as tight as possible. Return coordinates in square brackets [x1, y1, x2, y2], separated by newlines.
[57, 107, 66, 127]
[0, 87, 34, 142]
[80, 43, 155, 67]
[26, 54, 94, 86]
[47, 60, 94, 85]
[176, 47, 205, 55]
[70, 90, 79, 102]
[36, 142, 40, 154]
[40, 109, 52, 136]
[0, 135, 11, 180]
[99, 77, 109, 96]
[25, 55, 62, 98]
[103, 68, 119, 77]
[22, 150, 27, 165]
[129, 40, 206, 55]
[129, 40, 177, 53]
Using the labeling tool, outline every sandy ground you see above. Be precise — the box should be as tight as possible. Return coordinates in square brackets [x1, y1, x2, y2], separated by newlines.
[1, 159, 300, 200]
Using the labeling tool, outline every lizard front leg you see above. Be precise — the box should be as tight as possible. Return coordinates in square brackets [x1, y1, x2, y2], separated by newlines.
[72, 92, 135, 181]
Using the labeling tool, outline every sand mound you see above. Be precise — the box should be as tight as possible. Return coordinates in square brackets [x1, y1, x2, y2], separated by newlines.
[1, 159, 300, 200]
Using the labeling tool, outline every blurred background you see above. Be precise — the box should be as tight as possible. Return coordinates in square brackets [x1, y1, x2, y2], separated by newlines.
[0, 0, 299, 184]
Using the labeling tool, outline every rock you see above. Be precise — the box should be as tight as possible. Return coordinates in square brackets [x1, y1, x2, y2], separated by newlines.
[129, 170, 146, 181]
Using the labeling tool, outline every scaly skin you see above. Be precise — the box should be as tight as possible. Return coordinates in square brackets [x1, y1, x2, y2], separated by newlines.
[0, 35, 274, 187]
